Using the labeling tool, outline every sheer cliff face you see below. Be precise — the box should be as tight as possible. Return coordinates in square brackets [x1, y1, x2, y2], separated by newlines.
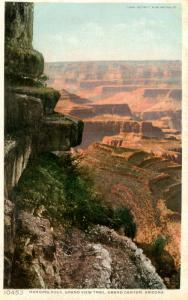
[5, 2, 33, 47]
[4, 2, 83, 188]
[4, 2, 83, 288]
[80, 120, 165, 148]
[5, 2, 44, 84]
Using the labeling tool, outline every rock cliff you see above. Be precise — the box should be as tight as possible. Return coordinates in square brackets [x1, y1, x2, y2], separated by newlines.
[5, 2, 43, 85]
[9, 214, 166, 289]
[4, 2, 83, 196]
[81, 119, 164, 148]
[55, 89, 132, 119]
[4, 2, 83, 287]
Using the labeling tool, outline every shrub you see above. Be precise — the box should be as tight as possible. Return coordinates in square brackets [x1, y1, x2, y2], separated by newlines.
[152, 235, 167, 256]
[15, 152, 137, 236]
[113, 207, 136, 238]
[59, 152, 110, 229]
[14, 152, 109, 229]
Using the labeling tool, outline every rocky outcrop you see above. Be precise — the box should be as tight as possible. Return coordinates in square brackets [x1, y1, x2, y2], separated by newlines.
[81, 120, 122, 147]
[169, 89, 182, 101]
[5, 3, 33, 48]
[4, 2, 44, 131]
[4, 2, 83, 288]
[93, 104, 132, 116]
[80, 80, 125, 89]
[10, 86, 61, 114]
[102, 128, 181, 163]
[143, 88, 170, 98]
[81, 119, 164, 148]
[10, 216, 165, 289]
[55, 88, 133, 119]
[4, 199, 15, 287]
[36, 114, 83, 152]
[4, 114, 83, 199]
[11, 211, 61, 288]
[60, 89, 90, 104]
[4, 2, 83, 193]
[83, 243, 112, 288]
[5, 2, 44, 85]
[89, 226, 166, 289]
[102, 86, 139, 94]
[5, 135, 32, 197]
[141, 121, 164, 138]
[164, 183, 181, 213]
[5, 92, 43, 133]
[61, 103, 132, 119]
[142, 109, 182, 131]
[120, 120, 164, 138]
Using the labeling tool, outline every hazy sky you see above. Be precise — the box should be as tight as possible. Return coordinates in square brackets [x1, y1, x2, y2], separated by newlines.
[33, 3, 182, 62]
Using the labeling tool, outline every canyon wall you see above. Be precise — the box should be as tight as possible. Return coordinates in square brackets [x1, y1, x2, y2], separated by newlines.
[50, 59, 181, 149]
[81, 120, 164, 148]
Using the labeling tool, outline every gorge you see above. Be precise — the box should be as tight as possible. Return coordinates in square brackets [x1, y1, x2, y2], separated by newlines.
[4, 2, 181, 290]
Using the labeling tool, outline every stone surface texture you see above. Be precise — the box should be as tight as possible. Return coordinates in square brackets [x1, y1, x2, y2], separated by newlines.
[4, 2, 83, 288]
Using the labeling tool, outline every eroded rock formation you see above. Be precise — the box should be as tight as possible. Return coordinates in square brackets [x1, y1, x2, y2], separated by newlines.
[9, 216, 166, 289]
[4, 2, 83, 287]
[81, 119, 164, 148]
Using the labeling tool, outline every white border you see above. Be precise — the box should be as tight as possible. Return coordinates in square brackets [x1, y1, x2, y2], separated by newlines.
[0, 1, 187, 300]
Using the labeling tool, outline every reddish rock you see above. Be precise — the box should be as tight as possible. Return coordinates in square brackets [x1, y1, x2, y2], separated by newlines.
[141, 121, 164, 138]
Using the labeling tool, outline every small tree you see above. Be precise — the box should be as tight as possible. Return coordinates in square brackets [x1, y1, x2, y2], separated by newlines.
[59, 152, 109, 229]
[152, 235, 167, 256]
[113, 207, 136, 238]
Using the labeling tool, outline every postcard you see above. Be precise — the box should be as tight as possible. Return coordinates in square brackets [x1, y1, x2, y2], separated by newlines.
[1, 0, 188, 299]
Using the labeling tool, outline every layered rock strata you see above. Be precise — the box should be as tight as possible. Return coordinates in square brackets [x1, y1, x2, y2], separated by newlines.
[81, 119, 164, 148]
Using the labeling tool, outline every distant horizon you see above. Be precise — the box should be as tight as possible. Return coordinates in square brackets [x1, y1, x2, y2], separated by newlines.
[45, 59, 182, 64]
[34, 3, 182, 62]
